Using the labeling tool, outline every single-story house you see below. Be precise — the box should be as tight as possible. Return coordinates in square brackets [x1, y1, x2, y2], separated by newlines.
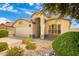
[12, 12, 71, 39]
[0, 12, 77, 39]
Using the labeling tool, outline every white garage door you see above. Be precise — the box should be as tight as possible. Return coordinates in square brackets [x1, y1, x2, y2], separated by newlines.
[15, 27, 29, 37]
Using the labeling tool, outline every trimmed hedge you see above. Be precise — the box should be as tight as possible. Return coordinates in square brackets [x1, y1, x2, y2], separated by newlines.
[0, 30, 8, 38]
[52, 32, 79, 56]
[0, 42, 8, 52]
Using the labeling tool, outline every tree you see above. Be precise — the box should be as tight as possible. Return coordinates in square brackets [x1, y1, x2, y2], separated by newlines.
[41, 3, 79, 21]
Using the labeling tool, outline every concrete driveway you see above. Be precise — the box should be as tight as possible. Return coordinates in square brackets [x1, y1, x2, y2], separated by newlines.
[0, 37, 22, 47]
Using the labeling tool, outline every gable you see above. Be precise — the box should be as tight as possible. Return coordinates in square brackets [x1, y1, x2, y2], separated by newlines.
[13, 19, 30, 27]
[32, 12, 48, 21]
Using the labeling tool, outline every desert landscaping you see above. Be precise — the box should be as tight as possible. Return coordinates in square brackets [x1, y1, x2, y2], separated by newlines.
[0, 37, 53, 56]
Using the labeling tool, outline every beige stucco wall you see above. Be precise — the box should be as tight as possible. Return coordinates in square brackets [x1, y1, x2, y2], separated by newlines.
[32, 13, 47, 38]
[45, 19, 70, 35]
[32, 13, 71, 39]
[13, 19, 33, 37]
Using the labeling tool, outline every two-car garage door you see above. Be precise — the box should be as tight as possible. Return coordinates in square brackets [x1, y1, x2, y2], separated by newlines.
[15, 27, 30, 37]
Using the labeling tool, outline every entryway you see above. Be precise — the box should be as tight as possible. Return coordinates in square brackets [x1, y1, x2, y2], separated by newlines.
[32, 18, 41, 38]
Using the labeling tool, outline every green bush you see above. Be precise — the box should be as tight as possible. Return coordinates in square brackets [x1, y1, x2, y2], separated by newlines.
[25, 43, 36, 49]
[22, 37, 32, 44]
[6, 47, 24, 56]
[0, 42, 8, 52]
[52, 32, 79, 56]
[0, 30, 8, 38]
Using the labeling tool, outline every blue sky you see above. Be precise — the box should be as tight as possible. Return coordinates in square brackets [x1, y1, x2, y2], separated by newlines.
[0, 3, 41, 21]
[0, 3, 78, 28]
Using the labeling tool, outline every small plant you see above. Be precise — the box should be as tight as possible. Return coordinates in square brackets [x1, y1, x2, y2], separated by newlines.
[0, 42, 8, 52]
[52, 32, 79, 56]
[0, 30, 8, 38]
[22, 36, 32, 44]
[25, 43, 36, 49]
[6, 47, 24, 56]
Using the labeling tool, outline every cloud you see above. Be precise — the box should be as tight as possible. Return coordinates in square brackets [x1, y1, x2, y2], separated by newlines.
[71, 20, 79, 28]
[28, 3, 41, 10]
[28, 3, 34, 6]
[0, 18, 11, 24]
[71, 24, 79, 28]
[35, 5, 40, 9]
[0, 3, 18, 13]
[34, 3, 41, 10]
[19, 8, 33, 15]
[25, 11, 33, 15]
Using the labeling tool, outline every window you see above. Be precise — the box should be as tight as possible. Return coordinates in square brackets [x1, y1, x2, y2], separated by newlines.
[52, 24, 54, 33]
[58, 24, 61, 34]
[54, 24, 57, 34]
[29, 24, 31, 27]
[48, 24, 61, 35]
[49, 25, 51, 33]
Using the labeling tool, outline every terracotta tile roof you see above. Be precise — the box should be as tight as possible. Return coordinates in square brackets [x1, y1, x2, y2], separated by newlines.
[4, 22, 13, 27]
[28, 20, 32, 23]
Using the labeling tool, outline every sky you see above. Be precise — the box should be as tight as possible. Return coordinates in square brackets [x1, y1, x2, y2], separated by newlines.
[0, 3, 78, 28]
[0, 3, 41, 21]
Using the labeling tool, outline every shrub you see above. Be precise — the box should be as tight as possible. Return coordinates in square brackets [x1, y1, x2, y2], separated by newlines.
[0, 30, 8, 38]
[0, 42, 8, 52]
[52, 32, 79, 56]
[6, 47, 24, 56]
[25, 43, 36, 49]
[22, 37, 32, 44]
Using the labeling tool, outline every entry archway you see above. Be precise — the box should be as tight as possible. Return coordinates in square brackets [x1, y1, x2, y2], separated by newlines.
[32, 13, 47, 39]
[33, 18, 41, 38]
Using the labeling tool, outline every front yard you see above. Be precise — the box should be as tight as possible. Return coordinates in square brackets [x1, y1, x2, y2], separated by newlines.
[0, 37, 52, 56]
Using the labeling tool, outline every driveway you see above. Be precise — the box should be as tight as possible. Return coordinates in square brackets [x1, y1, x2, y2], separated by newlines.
[0, 37, 22, 47]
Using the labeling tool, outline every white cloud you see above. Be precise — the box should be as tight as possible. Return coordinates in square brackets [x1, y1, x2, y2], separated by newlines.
[25, 11, 33, 15]
[34, 3, 41, 10]
[28, 3, 34, 6]
[71, 24, 79, 28]
[0, 18, 11, 24]
[35, 5, 40, 9]
[19, 8, 33, 15]
[28, 3, 41, 10]
[0, 3, 18, 13]
[71, 20, 79, 28]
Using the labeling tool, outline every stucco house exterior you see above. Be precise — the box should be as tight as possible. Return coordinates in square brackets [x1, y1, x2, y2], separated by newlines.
[12, 12, 70, 39]
[31, 12, 71, 39]
[0, 12, 72, 39]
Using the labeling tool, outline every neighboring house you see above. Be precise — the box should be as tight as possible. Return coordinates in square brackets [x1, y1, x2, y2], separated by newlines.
[0, 22, 15, 37]
[5, 22, 15, 37]
[0, 24, 7, 30]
